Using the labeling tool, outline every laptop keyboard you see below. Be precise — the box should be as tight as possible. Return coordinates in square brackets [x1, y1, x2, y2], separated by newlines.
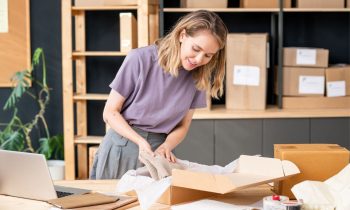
[56, 190, 74, 198]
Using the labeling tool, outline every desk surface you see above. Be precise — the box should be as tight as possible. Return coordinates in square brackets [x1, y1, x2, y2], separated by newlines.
[0, 179, 273, 210]
[0, 180, 166, 210]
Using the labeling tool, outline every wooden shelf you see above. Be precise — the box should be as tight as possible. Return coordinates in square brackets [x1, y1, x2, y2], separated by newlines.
[72, 51, 127, 58]
[193, 105, 350, 119]
[75, 136, 103, 144]
[284, 8, 350, 12]
[164, 8, 279, 12]
[73, 93, 108, 101]
[164, 8, 350, 13]
[63, 0, 159, 180]
[72, 6, 138, 11]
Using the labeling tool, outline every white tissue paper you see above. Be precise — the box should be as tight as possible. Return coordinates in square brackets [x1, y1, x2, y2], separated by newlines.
[171, 198, 262, 210]
[116, 158, 238, 210]
[291, 164, 350, 210]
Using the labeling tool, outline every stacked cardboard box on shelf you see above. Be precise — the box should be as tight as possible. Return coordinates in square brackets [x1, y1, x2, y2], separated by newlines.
[241, 0, 291, 8]
[282, 47, 350, 109]
[180, 0, 227, 8]
[325, 65, 350, 97]
[226, 33, 269, 110]
[282, 48, 328, 99]
[296, 0, 344, 8]
[282, 67, 325, 97]
[75, 0, 137, 6]
[119, 13, 137, 52]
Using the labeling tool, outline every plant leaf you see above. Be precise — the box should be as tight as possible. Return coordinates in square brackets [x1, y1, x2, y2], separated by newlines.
[37, 135, 64, 160]
[3, 70, 32, 110]
[0, 130, 25, 151]
[37, 137, 52, 160]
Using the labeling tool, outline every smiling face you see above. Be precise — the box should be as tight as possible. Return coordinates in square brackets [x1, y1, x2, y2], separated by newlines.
[179, 29, 220, 71]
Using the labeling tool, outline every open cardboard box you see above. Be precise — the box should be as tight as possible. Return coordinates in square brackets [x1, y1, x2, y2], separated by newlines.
[139, 155, 300, 205]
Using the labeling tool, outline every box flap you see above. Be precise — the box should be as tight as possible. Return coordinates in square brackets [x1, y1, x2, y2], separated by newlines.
[282, 160, 300, 176]
[237, 155, 284, 177]
[172, 155, 300, 194]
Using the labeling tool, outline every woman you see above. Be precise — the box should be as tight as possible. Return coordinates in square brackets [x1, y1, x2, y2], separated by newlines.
[90, 10, 227, 179]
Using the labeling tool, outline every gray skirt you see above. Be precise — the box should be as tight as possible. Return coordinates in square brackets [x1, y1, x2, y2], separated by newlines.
[89, 127, 166, 179]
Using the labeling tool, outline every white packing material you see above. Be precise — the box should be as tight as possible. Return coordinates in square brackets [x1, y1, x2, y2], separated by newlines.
[116, 158, 239, 210]
[292, 164, 350, 210]
[171, 198, 262, 210]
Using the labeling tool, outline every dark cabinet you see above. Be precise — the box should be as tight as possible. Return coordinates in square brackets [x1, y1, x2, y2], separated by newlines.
[175, 120, 214, 165]
[262, 119, 310, 157]
[310, 118, 349, 148]
[215, 119, 263, 166]
[175, 118, 349, 165]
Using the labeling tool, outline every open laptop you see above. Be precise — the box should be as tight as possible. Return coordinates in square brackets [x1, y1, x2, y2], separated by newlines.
[0, 150, 90, 201]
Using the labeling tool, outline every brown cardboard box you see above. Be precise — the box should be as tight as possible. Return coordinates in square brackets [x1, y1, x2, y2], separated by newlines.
[282, 67, 325, 96]
[75, 0, 137, 6]
[180, 0, 227, 8]
[274, 144, 350, 199]
[226, 34, 268, 110]
[128, 155, 300, 205]
[284, 47, 329, 68]
[282, 96, 350, 109]
[297, 0, 344, 8]
[89, 146, 99, 174]
[241, 0, 291, 8]
[157, 186, 215, 205]
[172, 155, 299, 194]
[326, 65, 350, 96]
[120, 13, 137, 52]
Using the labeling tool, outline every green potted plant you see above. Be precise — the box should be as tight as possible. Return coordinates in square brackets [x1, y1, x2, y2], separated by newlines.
[0, 48, 65, 180]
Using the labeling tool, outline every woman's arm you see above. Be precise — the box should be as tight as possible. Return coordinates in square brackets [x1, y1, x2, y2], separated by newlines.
[155, 109, 195, 162]
[103, 89, 153, 154]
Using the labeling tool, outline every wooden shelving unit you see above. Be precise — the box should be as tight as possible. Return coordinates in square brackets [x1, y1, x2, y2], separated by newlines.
[163, 8, 280, 12]
[62, 0, 159, 180]
[160, 3, 350, 110]
[72, 6, 139, 11]
[163, 7, 350, 12]
[62, 0, 350, 180]
[194, 105, 350, 119]
[72, 51, 128, 57]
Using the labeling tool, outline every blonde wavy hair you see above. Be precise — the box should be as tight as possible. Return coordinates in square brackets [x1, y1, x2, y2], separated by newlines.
[156, 10, 228, 99]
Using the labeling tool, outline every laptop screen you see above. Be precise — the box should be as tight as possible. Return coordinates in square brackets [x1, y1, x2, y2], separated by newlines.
[0, 150, 58, 201]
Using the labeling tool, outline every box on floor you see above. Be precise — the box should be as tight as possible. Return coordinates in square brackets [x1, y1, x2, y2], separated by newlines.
[274, 144, 350, 199]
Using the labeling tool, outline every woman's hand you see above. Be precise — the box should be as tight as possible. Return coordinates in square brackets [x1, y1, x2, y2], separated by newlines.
[155, 142, 177, 163]
[138, 140, 153, 156]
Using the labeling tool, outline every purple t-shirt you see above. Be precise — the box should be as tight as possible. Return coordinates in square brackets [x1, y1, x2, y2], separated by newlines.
[109, 45, 206, 134]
